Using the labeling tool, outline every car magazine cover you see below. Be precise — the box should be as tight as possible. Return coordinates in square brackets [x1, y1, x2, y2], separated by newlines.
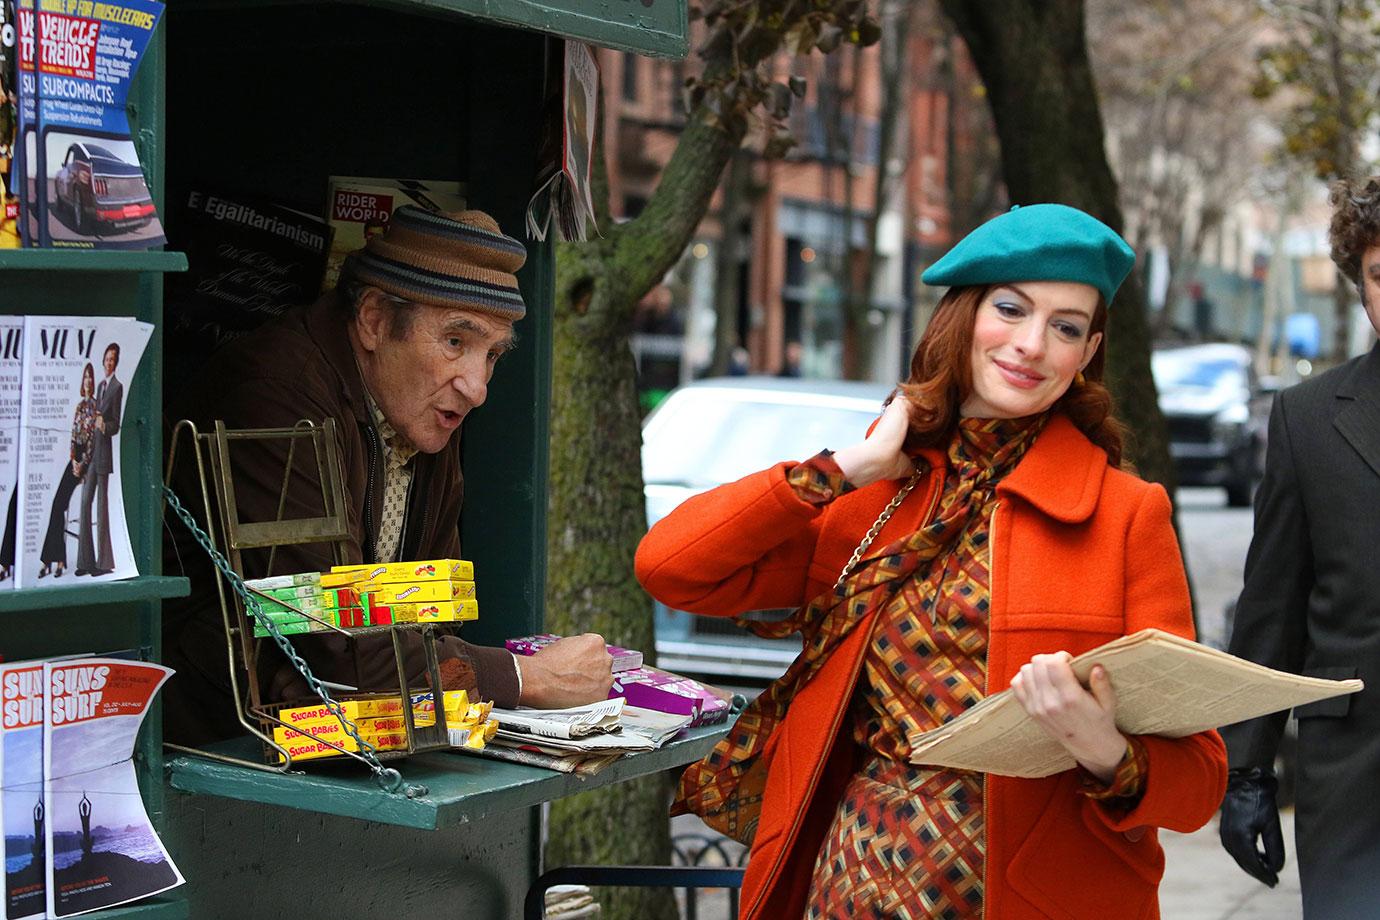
[33, 0, 164, 249]
[164, 189, 331, 381]
[1, 661, 46, 920]
[0, 315, 22, 591]
[42, 658, 181, 916]
[0, 0, 19, 248]
[15, 316, 151, 589]
[13, 0, 32, 246]
[321, 176, 465, 291]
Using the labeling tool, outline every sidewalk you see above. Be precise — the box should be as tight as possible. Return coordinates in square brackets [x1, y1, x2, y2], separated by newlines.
[1161, 810, 1301, 919]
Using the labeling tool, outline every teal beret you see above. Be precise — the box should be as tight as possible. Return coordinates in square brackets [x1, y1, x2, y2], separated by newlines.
[921, 204, 1136, 305]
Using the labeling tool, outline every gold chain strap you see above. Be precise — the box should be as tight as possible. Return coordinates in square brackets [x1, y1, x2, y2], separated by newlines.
[832, 465, 926, 594]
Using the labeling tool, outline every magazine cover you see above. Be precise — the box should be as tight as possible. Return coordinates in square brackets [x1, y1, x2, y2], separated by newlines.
[321, 176, 465, 291]
[15, 316, 151, 589]
[42, 658, 181, 916]
[0, 315, 22, 590]
[165, 189, 331, 380]
[525, 41, 598, 243]
[32, 0, 164, 249]
[1, 662, 45, 920]
[13, 0, 31, 246]
[0, 0, 18, 248]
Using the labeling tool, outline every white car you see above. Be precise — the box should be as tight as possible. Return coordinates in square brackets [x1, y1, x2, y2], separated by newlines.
[642, 376, 893, 680]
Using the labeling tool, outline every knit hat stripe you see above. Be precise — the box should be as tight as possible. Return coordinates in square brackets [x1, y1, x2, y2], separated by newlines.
[392, 207, 528, 260]
[342, 205, 528, 319]
[348, 253, 526, 311]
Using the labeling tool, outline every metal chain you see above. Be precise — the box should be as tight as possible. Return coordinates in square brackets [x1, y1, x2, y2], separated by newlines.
[832, 465, 926, 595]
[163, 486, 413, 795]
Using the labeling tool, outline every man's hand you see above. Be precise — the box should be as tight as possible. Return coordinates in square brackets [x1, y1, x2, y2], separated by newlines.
[1010, 652, 1128, 783]
[1219, 766, 1286, 887]
[515, 633, 614, 709]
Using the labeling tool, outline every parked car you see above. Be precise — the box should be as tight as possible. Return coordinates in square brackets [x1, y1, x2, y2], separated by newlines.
[1151, 343, 1273, 507]
[53, 142, 157, 235]
[642, 376, 893, 681]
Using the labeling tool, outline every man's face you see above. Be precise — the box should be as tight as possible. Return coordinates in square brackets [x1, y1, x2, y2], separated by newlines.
[1362, 244, 1380, 337]
[353, 292, 516, 454]
[102, 348, 117, 376]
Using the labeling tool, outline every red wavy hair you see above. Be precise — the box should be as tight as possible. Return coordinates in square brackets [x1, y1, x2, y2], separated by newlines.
[896, 285, 1127, 467]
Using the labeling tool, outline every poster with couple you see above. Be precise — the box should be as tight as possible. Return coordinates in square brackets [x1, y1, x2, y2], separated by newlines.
[13, 315, 150, 589]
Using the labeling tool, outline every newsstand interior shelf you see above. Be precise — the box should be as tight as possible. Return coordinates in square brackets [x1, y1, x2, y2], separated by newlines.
[0, 576, 191, 614]
[0, 249, 189, 273]
[166, 722, 728, 831]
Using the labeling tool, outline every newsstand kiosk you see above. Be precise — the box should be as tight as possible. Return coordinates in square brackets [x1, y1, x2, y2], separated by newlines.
[1, 0, 717, 916]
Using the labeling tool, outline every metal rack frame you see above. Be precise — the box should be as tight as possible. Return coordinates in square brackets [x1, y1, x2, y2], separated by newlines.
[163, 417, 452, 774]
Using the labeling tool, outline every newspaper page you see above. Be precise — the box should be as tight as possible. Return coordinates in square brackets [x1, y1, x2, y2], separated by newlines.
[908, 628, 1364, 778]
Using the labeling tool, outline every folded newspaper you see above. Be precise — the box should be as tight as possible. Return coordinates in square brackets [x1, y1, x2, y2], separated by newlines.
[489, 698, 624, 739]
[477, 701, 695, 775]
[908, 628, 1364, 778]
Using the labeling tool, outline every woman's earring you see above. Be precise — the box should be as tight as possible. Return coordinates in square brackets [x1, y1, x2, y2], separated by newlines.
[1075, 371, 1087, 386]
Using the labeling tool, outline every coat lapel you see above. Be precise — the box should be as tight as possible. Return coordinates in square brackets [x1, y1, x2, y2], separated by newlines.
[999, 414, 1106, 523]
[1333, 345, 1380, 481]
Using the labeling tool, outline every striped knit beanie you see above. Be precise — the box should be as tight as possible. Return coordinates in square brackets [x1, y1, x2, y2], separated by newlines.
[341, 206, 527, 320]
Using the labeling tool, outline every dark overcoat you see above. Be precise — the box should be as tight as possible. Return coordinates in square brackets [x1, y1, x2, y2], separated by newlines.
[1222, 343, 1380, 918]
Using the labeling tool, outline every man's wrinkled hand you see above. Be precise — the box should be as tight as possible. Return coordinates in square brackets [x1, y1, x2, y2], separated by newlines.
[515, 633, 614, 709]
[1219, 766, 1286, 887]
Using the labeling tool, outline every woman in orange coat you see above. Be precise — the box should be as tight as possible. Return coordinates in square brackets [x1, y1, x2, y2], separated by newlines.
[636, 204, 1226, 920]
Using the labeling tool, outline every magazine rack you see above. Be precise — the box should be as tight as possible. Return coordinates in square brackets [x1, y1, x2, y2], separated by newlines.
[163, 417, 452, 773]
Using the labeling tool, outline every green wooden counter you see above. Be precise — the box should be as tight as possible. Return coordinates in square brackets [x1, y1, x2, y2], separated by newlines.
[160, 724, 726, 918]
[165, 723, 726, 830]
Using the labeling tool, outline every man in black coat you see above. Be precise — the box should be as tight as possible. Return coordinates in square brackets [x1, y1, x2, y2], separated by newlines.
[1219, 177, 1380, 917]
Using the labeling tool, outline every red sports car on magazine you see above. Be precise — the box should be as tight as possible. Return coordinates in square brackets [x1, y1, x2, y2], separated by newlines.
[54, 141, 156, 235]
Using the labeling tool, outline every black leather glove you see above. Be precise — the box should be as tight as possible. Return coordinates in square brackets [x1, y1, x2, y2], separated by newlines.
[1219, 766, 1286, 887]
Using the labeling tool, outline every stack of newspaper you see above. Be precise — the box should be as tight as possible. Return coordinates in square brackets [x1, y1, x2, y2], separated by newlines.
[475, 698, 693, 775]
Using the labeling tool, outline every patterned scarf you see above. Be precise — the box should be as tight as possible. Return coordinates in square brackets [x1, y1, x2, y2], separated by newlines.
[671, 415, 1045, 844]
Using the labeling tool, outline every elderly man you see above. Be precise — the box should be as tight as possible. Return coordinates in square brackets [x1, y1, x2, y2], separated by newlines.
[163, 207, 612, 745]
[1218, 178, 1380, 917]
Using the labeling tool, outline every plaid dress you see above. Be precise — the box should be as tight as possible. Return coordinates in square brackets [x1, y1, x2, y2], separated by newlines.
[796, 417, 1147, 920]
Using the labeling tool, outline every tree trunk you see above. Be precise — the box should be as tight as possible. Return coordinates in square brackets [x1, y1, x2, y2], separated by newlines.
[709, 151, 752, 376]
[938, 0, 1176, 492]
[544, 102, 740, 920]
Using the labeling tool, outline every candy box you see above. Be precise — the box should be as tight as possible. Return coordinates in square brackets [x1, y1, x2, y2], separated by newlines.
[609, 666, 733, 726]
[331, 559, 475, 583]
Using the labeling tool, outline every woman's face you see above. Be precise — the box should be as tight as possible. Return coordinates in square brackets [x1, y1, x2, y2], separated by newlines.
[81, 367, 94, 397]
[962, 281, 1103, 419]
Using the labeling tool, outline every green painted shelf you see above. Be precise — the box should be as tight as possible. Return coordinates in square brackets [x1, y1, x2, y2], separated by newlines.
[0, 250, 188, 272]
[0, 575, 191, 613]
[84, 897, 188, 919]
[167, 721, 729, 831]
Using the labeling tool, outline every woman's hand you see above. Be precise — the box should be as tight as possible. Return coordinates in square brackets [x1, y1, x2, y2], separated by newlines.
[1010, 652, 1128, 784]
[832, 396, 915, 489]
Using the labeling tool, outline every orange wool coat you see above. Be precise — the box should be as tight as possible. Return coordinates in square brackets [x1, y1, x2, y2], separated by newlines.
[635, 414, 1227, 920]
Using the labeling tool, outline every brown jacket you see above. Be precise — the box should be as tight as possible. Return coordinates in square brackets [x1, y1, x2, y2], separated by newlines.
[163, 293, 519, 745]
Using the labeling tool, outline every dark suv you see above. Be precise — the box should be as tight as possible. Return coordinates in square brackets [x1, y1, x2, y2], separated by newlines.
[1152, 343, 1273, 506]
[53, 142, 156, 235]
